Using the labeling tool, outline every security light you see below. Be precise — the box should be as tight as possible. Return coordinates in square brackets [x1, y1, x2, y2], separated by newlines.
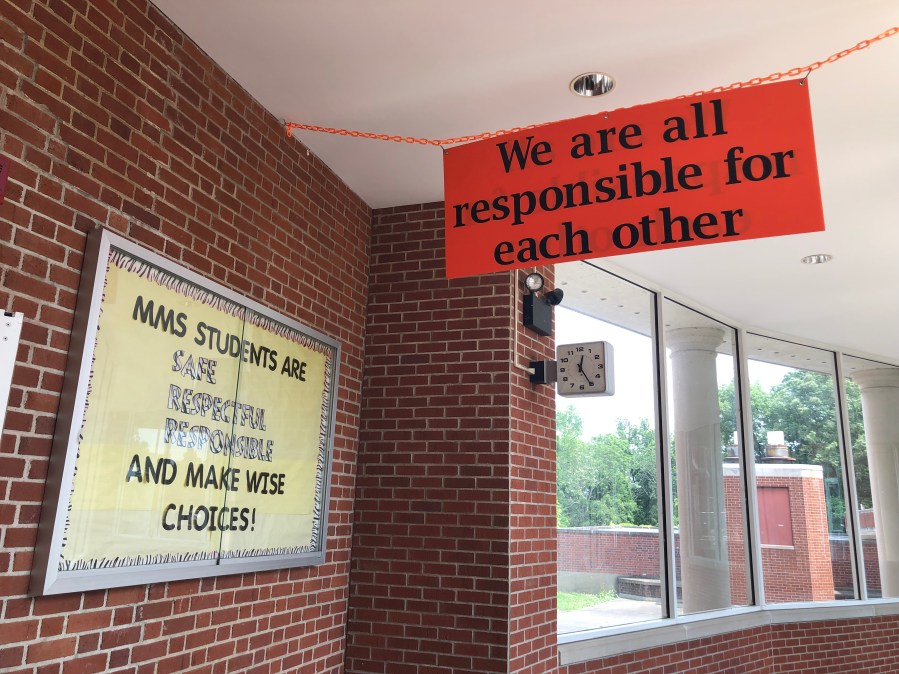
[522, 274, 563, 337]
[524, 272, 545, 292]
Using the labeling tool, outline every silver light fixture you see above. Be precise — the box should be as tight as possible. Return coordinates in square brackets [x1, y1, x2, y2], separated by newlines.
[522, 272, 564, 337]
[570, 72, 615, 97]
[800, 253, 833, 265]
[524, 272, 545, 292]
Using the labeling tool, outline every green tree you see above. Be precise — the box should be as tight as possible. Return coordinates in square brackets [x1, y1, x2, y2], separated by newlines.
[615, 418, 658, 527]
[845, 379, 870, 508]
[765, 370, 869, 513]
[719, 371, 870, 528]
[556, 406, 587, 527]
[556, 407, 657, 528]
[559, 371, 869, 533]
[719, 380, 772, 461]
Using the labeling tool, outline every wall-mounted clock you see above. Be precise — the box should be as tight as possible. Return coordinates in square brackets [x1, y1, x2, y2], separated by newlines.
[556, 341, 614, 397]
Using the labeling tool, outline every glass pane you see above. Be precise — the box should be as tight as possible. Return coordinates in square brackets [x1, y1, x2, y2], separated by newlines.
[746, 334, 850, 602]
[65, 257, 241, 567]
[843, 355, 899, 598]
[664, 300, 751, 614]
[555, 263, 661, 632]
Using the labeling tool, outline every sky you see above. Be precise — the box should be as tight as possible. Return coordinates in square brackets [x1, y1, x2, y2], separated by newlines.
[556, 306, 792, 439]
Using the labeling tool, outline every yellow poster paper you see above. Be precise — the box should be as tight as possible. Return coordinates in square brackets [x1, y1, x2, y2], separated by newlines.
[60, 249, 334, 570]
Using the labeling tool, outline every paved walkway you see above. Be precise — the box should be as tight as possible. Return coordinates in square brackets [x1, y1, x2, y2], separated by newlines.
[558, 597, 663, 634]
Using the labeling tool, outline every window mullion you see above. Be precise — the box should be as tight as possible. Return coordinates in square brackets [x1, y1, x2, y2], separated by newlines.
[653, 292, 678, 618]
[835, 351, 867, 600]
[736, 327, 765, 607]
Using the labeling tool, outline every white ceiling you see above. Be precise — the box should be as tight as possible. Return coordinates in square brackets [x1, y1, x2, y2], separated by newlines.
[151, 1, 899, 363]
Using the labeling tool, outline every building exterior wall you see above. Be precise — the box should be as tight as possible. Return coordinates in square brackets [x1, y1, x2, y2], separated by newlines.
[558, 528, 661, 579]
[2, 2, 899, 674]
[0, 1, 369, 672]
[345, 204, 557, 674]
[559, 529, 878, 600]
[724, 464, 750, 606]
[560, 625, 775, 674]
[757, 471, 835, 602]
[559, 617, 899, 674]
[559, 469, 841, 604]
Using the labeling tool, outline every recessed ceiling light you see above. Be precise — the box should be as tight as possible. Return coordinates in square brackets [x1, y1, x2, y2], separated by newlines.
[800, 253, 833, 265]
[570, 72, 615, 97]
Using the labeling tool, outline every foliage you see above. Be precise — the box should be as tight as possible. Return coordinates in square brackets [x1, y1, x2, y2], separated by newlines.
[557, 591, 617, 612]
[765, 370, 870, 517]
[558, 371, 870, 535]
[719, 381, 771, 461]
[557, 407, 657, 528]
[723, 371, 869, 510]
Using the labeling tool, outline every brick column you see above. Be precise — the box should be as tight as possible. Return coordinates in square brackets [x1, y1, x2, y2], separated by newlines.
[347, 204, 556, 674]
[509, 275, 557, 674]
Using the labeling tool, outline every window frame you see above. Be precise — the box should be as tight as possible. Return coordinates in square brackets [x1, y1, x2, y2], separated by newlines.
[557, 262, 899, 663]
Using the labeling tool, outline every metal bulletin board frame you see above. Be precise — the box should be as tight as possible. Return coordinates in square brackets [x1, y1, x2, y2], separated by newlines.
[30, 229, 340, 595]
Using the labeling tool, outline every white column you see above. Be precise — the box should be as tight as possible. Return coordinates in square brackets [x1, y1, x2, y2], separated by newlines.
[667, 327, 731, 613]
[850, 368, 899, 597]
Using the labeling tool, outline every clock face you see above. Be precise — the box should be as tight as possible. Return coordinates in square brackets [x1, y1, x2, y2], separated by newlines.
[556, 341, 614, 397]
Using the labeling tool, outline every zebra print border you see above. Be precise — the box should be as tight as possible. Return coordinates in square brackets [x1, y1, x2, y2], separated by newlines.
[58, 246, 337, 571]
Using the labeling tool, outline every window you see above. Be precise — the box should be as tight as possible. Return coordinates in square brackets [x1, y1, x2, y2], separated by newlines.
[556, 260, 899, 651]
[745, 335, 849, 602]
[664, 300, 750, 614]
[556, 267, 661, 632]
[842, 355, 899, 599]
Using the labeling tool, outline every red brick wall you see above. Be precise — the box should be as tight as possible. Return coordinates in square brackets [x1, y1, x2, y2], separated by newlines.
[558, 528, 660, 578]
[560, 626, 774, 674]
[345, 203, 513, 674]
[724, 468, 750, 605]
[861, 537, 881, 595]
[346, 203, 557, 674]
[560, 616, 899, 674]
[559, 472, 843, 604]
[509, 270, 557, 674]
[0, 1, 370, 673]
[758, 474, 835, 603]
[769, 616, 899, 672]
[830, 537, 881, 595]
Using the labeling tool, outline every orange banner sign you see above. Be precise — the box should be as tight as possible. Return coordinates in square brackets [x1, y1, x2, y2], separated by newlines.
[443, 81, 824, 279]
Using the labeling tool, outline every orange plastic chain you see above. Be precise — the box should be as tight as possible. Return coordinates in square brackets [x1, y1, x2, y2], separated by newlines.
[285, 27, 897, 147]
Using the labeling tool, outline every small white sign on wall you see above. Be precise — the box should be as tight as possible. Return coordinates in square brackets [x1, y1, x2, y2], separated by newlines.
[0, 311, 24, 434]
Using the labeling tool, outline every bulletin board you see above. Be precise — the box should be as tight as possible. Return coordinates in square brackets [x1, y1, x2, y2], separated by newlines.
[30, 229, 340, 595]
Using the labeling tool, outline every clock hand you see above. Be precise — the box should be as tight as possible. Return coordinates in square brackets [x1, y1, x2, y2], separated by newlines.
[575, 355, 592, 382]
